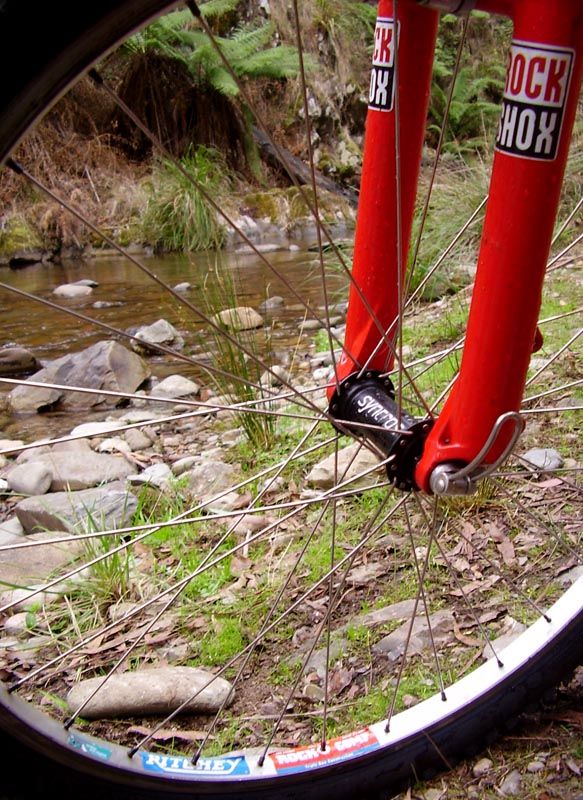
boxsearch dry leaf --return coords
[453,619,482,647]
[496,536,516,566]
[328,666,354,696]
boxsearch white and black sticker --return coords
[496,40,574,160]
[368,17,397,111]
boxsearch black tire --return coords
[0,3,581,799]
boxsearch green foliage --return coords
[128,10,307,97]
[142,145,229,251]
[199,260,278,449]
[429,12,508,153]
[199,617,245,665]
[407,158,490,299]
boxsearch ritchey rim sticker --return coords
[141,752,251,777]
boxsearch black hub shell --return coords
[329,371,433,491]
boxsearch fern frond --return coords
[198,0,240,19]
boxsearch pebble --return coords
[499,769,522,796]
[127,462,173,488]
[171,455,199,476]
[472,757,493,778]
[97,437,132,454]
[521,446,563,471]
[527,760,545,773]
[124,427,155,451]
[6,462,53,496]
[3,612,30,636]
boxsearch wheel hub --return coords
[328,371,433,491]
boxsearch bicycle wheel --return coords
[0,2,581,799]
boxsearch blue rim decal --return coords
[141,752,250,777]
[67,733,112,761]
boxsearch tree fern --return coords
[198,0,240,20]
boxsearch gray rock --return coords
[473,757,493,778]
[211,306,263,332]
[306,442,383,490]
[0,530,83,586]
[183,461,238,502]
[300,319,322,331]
[173,282,191,293]
[260,365,289,387]
[124,427,156,451]
[170,456,198,476]
[259,296,285,312]
[92,301,123,309]
[482,618,526,661]
[73,279,99,288]
[127,463,173,488]
[131,319,185,353]
[521,447,564,471]
[14,482,138,534]
[6,461,53,496]
[69,421,121,438]
[0,439,25,455]
[151,374,200,400]
[0,587,50,612]
[97,437,132,454]
[373,609,455,660]
[66,666,234,719]
[8,340,150,412]
[313,366,332,381]
[499,769,522,796]
[2,612,30,636]
[6,439,137,492]
[558,565,583,587]
[0,516,24,539]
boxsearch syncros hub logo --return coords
[368,17,397,111]
[496,40,574,160]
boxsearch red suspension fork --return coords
[416,0,583,491]
[332,0,439,386]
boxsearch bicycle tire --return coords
[0,2,581,799]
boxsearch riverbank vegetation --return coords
[0,2,546,271]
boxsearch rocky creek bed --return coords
[0,249,581,800]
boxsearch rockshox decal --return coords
[496,40,574,160]
[268,728,380,774]
[368,17,397,111]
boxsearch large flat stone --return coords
[7,439,137,491]
[66,666,233,719]
[14,482,138,533]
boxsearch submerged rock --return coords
[0,346,41,377]
[211,306,263,332]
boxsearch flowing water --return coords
[0,239,350,442]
